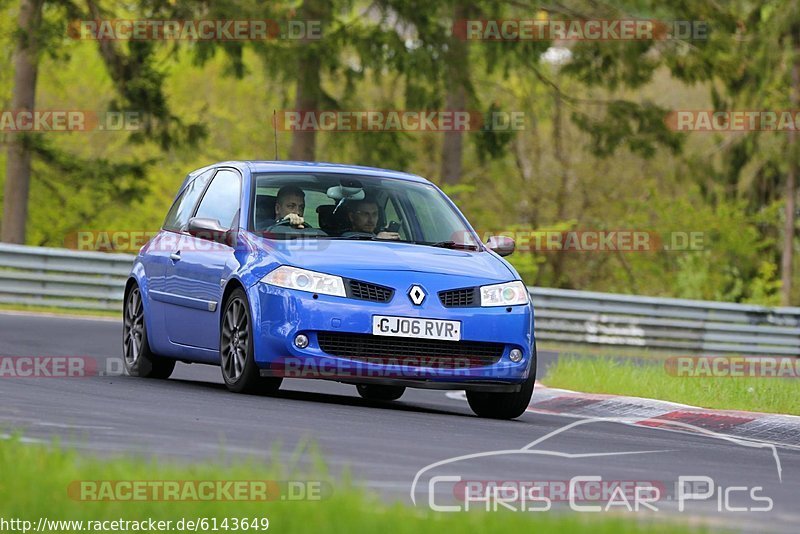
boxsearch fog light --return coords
[294,334,309,349]
[509,349,523,363]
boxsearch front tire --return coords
[123,285,175,379]
[466,374,535,419]
[356,384,405,401]
[220,288,282,395]
[466,349,536,419]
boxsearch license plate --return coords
[372,316,461,341]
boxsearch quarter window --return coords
[194,169,242,230]
[163,169,214,232]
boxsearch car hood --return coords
[250,237,514,281]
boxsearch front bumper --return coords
[247,275,535,388]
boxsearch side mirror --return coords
[486,235,515,257]
[187,217,230,244]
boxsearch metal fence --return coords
[0,243,132,311]
[1,243,798,356]
[533,287,800,356]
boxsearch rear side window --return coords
[163,169,215,232]
[194,169,242,230]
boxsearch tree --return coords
[2,0,44,243]
[439,1,471,184]
[289,0,331,160]
[656,0,800,304]
[1,0,205,244]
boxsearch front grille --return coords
[348,280,394,302]
[317,332,504,368]
[439,287,478,308]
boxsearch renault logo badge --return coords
[408,285,426,305]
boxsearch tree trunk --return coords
[781,48,800,305]
[289,53,322,161]
[440,2,470,185]
[2,0,44,244]
[550,89,571,287]
[288,0,329,161]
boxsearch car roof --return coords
[214,161,433,184]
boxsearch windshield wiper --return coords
[334,234,381,241]
[416,240,480,251]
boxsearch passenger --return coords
[347,198,400,240]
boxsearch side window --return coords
[194,169,242,230]
[163,169,214,232]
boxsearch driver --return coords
[347,198,400,240]
[267,185,307,229]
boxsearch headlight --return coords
[262,266,346,297]
[480,280,529,307]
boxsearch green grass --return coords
[544,357,799,416]
[0,303,119,319]
[538,342,680,361]
[0,437,704,533]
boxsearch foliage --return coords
[0,0,795,305]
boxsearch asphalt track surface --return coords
[1,312,799,532]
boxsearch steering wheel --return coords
[273,217,307,228]
[272,218,292,227]
[341,231,375,238]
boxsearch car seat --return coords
[254,195,277,231]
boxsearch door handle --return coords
[169,252,181,262]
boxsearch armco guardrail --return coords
[0,243,133,311]
[1,243,798,355]
[533,287,800,356]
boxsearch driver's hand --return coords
[282,213,305,227]
[376,231,400,240]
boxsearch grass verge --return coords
[0,303,119,319]
[0,437,703,533]
[544,357,799,416]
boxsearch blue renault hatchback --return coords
[124,161,536,419]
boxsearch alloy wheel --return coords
[123,288,144,367]
[221,297,249,382]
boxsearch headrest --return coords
[317,204,349,234]
[255,195,277,231]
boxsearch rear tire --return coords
[466,347,536,419]
[123,285,175,379]
[356,384,405,401]
[220,288,282,395]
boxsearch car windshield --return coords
[250,172,480,249]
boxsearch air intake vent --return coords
[317,332,504,368]
[348,280,394,303]
[439,287,478,308]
